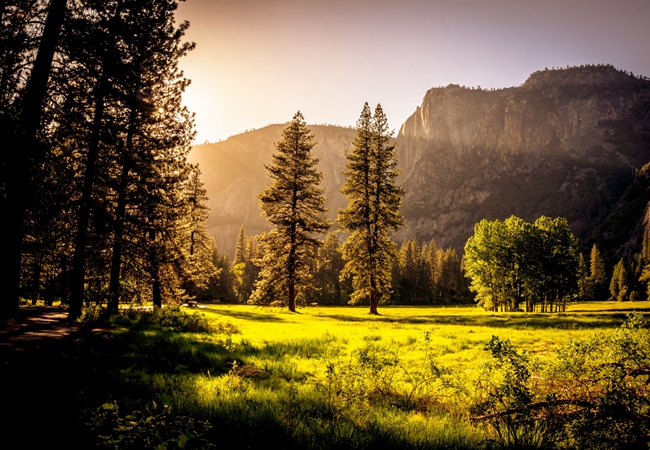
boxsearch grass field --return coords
[5,301,650,449]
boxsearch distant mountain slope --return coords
[188,124,356,257]
[191,65,650,264]
[395,65,650,256]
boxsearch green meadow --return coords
[6,302,650,449]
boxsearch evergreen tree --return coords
[609,259,629,302]
[339,103,403,314]
[590,244,607,300]
[233,224,247,266]
[250,112,331,312]
[577,253,593,301]
[0,0,68,319]
[312,232,348,305]
[197,240,236,303]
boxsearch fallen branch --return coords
[471,399,595,421]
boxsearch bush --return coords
[110,306,239,334]
[471,313,650,449]
[89,401,214,449]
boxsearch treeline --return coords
[578,237,650,303]
[463,215,650,312]
[197,226,472,306]
[0,1,214,320]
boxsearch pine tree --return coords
[339,103,403,314]
[250,112,331,312]
[0,0,68,319]
[233,225,247,266]
[312,232,347,305]
[577,253,593,301]
[590,244,607,300]
[609,258,629,302]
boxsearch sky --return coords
[175,0,650,144]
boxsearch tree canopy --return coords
[464,216,579,312]
[338,103,403,314]
[250,112,331,312]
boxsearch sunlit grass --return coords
[11,301,648,448]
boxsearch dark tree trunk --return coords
[288,280,296,312]
[0,0,67,320]
[68,0,124,320]
[149,230,162,308]
[107,158,130,316]
[107,102,136,316]
[369,274,379,315]
[68,81,107,320]
[152,278,162,308]
[59,256,69,305]
[30,256,42,305]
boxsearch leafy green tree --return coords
[250,112,331,312]
[533,216,580,312]
[339,103,403,314]
[637,233,650,300]
[464,215,579,312]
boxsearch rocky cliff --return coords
[395,65,650,254]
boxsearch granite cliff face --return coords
[190,66,650,260]
[395,65,650,253]
[188,124,356,257]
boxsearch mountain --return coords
[190,65,650,263]
[188,124,356,257]
[394,65,650,258]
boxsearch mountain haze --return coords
[190,65,650,261]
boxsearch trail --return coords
[0,306,84,349]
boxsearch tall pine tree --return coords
[250,112,331,312]
[339,103,403,314]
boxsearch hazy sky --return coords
[175,0,650,144]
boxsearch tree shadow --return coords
[214,309,288,322]
[316,311,646,330]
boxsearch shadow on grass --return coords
[318,312,647,330]
[212,309,289,322]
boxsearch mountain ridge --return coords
[189,65,650,263]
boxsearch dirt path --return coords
[0,306,84,349]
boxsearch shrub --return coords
[89,401,214,449]
[471,313,650,449]
[110,306,238,334]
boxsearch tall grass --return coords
[6,303,649,448]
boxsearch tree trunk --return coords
[152,277,162,308]
[31,257,42,305]
[68,82,107,320]
[369,273,379,314]
[107,159,130,316]
[0,0,67,320]
[149,230,162,308]
[288,280,296,312]
[107,103,136,316]
[68,0,124,320]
